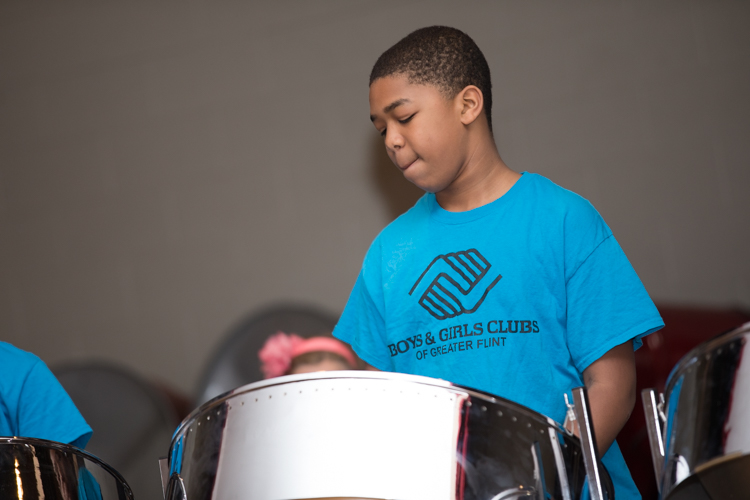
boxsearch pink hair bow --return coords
[258,332,357,379]
[258,332,304,379]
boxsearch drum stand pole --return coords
[641,388,665,494]
[572,387,605,500]
[159,456,169,498]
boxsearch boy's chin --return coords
[404,178,436,193]
[402,172,440,194]
[405,178,447,195]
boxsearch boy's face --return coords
[369,75,469,193]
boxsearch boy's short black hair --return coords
[370,26,493,130]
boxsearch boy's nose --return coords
[385,129,404,151]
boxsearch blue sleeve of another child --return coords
[566,234,664,373]
[333,240,393,371]
[19,360,93,448]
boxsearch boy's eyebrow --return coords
[370,98,411,121]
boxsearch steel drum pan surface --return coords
[645,321,750,500]
[166,371,591,500]
[0,437,134,500]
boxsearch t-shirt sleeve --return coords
[566,233,664,373]
[333,239,393,371]
[18,360,93,448]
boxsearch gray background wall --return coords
[1,0,748,396]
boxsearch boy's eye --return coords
[398,113,416,124]
[380,128,386,137]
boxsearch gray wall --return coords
[1,1,749,395]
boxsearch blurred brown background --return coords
[1,1,748,398]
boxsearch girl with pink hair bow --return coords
[258,332,358,379]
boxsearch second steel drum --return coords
[164,371,596,500]
[643,321,750,499]
[0,437,134,500]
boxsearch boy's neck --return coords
[434,140,521,213]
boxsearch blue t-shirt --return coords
[0,342,92,448]
[334,172,664,499]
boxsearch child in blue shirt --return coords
[0,341,92,448]
[333,26,663,499]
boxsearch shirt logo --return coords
[409,249,502,320]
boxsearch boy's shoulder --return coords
[375,192,432,239]
[521,172,598,210]
[0,342,42,395]
[0,342,40,370]
[511,173,610,239]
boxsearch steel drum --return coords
[643,321,750,499]
[0,437,134,500]
[164,371,606,500]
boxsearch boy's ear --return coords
[457,85,484,126]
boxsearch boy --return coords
[333,26,663,499]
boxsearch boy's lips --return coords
[398,157,419,171]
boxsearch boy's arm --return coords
[581,340,637,455]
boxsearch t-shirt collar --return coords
[427,172,530,224]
